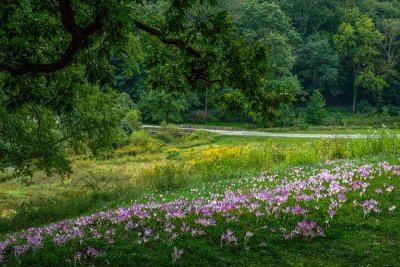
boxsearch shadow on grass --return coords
[0,187,145,236]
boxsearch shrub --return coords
[276,103,296,127]
[187,130,217,141]
[130,130,150,147]
[165,148,181,160]
[125,109,142,131]
[357,100,376,114]
[295,119,309,130]
[305,91,326,125]
[386,105,400,116]
[156,122,180,143]
[140,163,188,192]
[206,114,219,123]
[326,113,344,126]
[14,175,33,186]
[315,138,348,159]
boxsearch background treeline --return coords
[1,0,400,175]
[119,0,400,126]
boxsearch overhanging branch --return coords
[0,0,101,75]
[133,19,202,58]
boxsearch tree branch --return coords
[133,19,202,58]
[0,0,101,75]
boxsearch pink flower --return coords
[86,247,99,257]
[362,199,381,217]
[386,186,394,193]
[375,188,383,194]
[221,229,238,245]
[144,227,152,236]
[74,251,82,262]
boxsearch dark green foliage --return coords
[276,103,296,127]
[139,90,198,123]
[357,100,376,115]
[296,34,340,95]
[305,91,326,125]
[0,67,130,175]
[0,0,270,174]
[2,0,400,175]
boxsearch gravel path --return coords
[200,129,369,138]
[143,125,370,139]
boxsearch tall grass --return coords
[138,128,400,191]
[1,128,399,235]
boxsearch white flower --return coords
[388,205,396,212]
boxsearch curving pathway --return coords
[143,125,371,139]
[201,129,369,139]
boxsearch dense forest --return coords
[118,0,400,124]
[1,0,400,174]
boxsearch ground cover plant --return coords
[0,159,399,266]
[1,128,399,234]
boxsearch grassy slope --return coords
[2,158,399,266]
[1,131,400,266]
[0,135,313,235]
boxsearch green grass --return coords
[1,157,399,266]
[1,129,399,234]
[214,136,316,146]
[1,129,400,265]
[188,121,256,129]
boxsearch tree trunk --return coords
[204,88,208,115]
[313,64,317,90]
[352,65,358,114]
[352,79,357,114]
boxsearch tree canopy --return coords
[0,0,269,175]
[1,0,400,175]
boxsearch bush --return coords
[125,109,142,131]
[386,105,400,116]
[130,130,150,147]
[357,100,376,114]
[156,122,180,143]
[187,130,217,141]
[206,115,219,123]
[305,91,326,125]
[276,103,296,127]
[326,112,344,126]
[189,111,207,123]
[294,119,309,130]
[14,175,33,186]
[140,163,188,192]
[165,148,181,160]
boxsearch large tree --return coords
[296,33,340,95]
[334,8,385,113]
[0,0,270,174]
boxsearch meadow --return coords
[2,0,400,266]
[0,127,399,266]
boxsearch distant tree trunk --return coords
[313,64,317,90]
[352,67,358,114]
[204,87,209,115]
[352,78,357,114]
